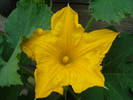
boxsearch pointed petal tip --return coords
[67,3,70,7]
[65,3,73,11]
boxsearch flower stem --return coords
[64,86,68,100]
[63,86,81,100]
[85,16,95,32]
[69,87,81,100]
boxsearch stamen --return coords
[62,56,69,64]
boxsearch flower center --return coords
[62,56,69,64]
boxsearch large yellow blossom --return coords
[22,6,118,98]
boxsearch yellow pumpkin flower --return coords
[22,6,118,98]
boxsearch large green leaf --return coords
[4,0,52,48]
[0,34,6,69]
[0,34,14,61]
[77,87,124,100]
[90,0,133,23]
[0,0,52,86]
[0,34,22,86]
[77,87,105,100]
[0,41,22,86]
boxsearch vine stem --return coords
[64,86,68,100]
[85,16,95,32]
[63,86,81,100]
[69,88,81,100]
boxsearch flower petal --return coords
[22,28,47,60]
[51,6,84,51]
[64,29,118,93]
[22,29,58,61]
[75,29,118,65]
[61,59,105,93]
[34,63,64,98]
[51,6,83,32]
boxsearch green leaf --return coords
[0,0,52,86]
[102,33,133,100]
[4,0,52,48]
[0,34,12,68]
[77,87,105,100]
[0,34,14,61]
[77,86,124,100]
[0,34,22,86]
[0,40,23,86]
[0,34,4,57]
[90,0,133,23]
